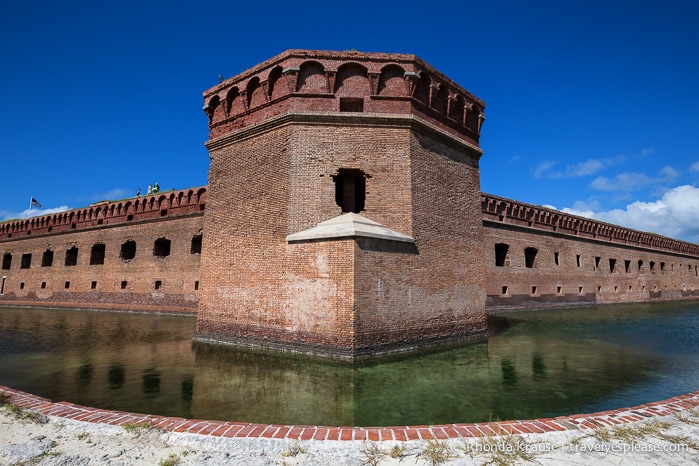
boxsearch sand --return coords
[1,404,698,465]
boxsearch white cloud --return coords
[564,185,699,243]
[690,161,699,172]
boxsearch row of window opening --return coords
[501,283,694,295]
[1,235,202,270]
[494,244,698,276]
[12,280,200,291]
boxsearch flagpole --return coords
[28,197,32,218]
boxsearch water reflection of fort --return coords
[0,306,667,425]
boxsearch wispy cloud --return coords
[533,160,558,178]
[690,161,699,172]
[1,206,71,222]
[589,165,679,192]
[533,156,624,179]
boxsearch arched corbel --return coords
[282,67,300,93]
[325,70,337,94]
[403,71,420,96]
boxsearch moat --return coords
[1,302,698,427]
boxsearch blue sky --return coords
[2,1,698,242]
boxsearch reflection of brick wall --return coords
[0,197,204,313]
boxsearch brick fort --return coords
[2,50,698,360]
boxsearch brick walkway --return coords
[2,385,698,442]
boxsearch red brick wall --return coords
[0,211,204,313]
[483,218,699,310]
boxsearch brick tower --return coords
[195,50,487,360]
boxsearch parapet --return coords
[482,193,699,257]
[202,50,485,146]
[0,187,207,241]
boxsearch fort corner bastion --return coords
[195,50,489,359]
[2,49,699,361]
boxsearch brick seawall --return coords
[2,385,698,442]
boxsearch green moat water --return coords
[1,302,698,426]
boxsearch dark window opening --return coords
[90,243,106,265]
[579,286,584,294]
[494,243,509,267]
[120,240,136,261]
[597,285,602,293]
[340,97,364,112]
[20,282,25,290]
[501,286,508,295]
[160,209,167,217]
[91,281,97,290]
[554,252,559,266]
[190,234,203,254]
[127,214,134,221]
[154,280,162,290]
[594,256,601,271]
[64,281,70,289]
[333,169,366,213]
[71,223,76,229]
[576,254,581,267]
[625,260,631,273]
[194,281,199,291]
[2,253,12,270]
[649,261,655,273]
[20,254,32,269]
[524,247,538,268]
[97,219,103,225]
[531,286,538,294]
[42,250,54,267]
[609,258,617,273]
[41,281,46,289]
[557,286,562,294]
[661,262,666,272]
[199,204,205,211]
[65,247,78,266]
[638,260,645,273]
[121,281,128,290]
[153,238,171,258]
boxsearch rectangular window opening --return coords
[41,281,46,289]
[556,286,562,294]
[64,281,70,289]
[579,286,584,294]
[339,97,364,112]
[121,280,128,290]
[625,260,631,273]
[576,254,581,267]
[154,280,162,290]
[91,281,97,290]
[531,286,538,295]
[494,243,509,267]
[501,285,508,295]
[20,253,32,269]
[609,258,617,273]
[554,252,559,266]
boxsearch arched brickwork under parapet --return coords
[0,187,207,241]
[202,50,486,147]
[481,193,699,257]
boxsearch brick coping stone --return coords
[2,385,698,442]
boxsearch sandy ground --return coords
[1,405,698,465]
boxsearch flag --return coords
[30,198,41,208]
